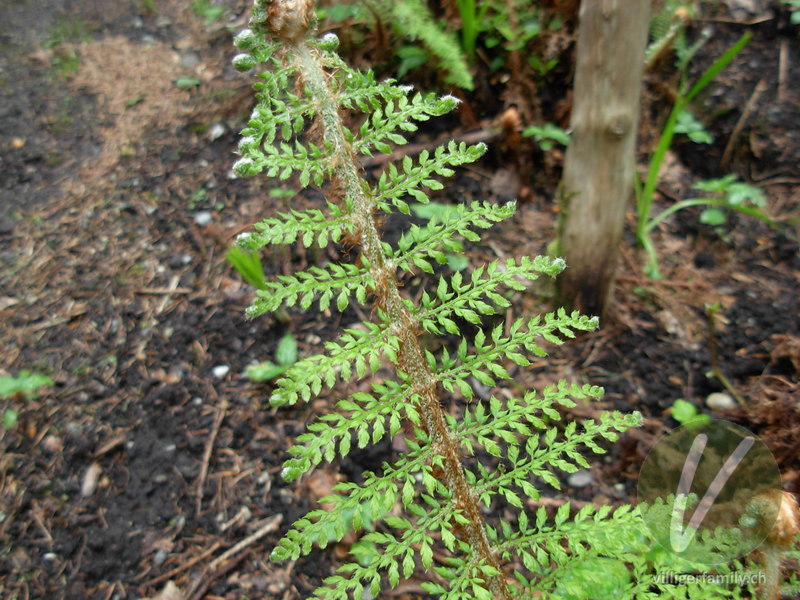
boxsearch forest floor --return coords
[0,0,798,599]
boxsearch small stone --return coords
[268,582,287,594]
[65,422,83,439]
[81,463,102,497]
[208,122,226,141]
[361,589,375,600]
[567,470,594,488]
[41,435,63,454]
[168,253,192,268]
[153,549,168,566]
[194,211,212,226]
[212,365,230,379]
[181,52,200,69]
[706,392,736,411]
[655,309,683,337]
[148,581,183,600]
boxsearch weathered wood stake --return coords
[555,0,650,321]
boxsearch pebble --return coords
[194,211,212,226]
[181,52,200,69]
[706,392,736,411]
[65,421,84,439]
[208,122,226,141]
[212,365,230,379]
[153,549,168,567]
[81,463,102,498]
[168,253,192,268]
[567,470,594,488]
[41,435,63,454]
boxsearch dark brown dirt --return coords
[1,1,798,599]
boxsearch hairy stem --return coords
[286,36,512,600]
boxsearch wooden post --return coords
[555,0,650,321]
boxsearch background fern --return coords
[318,0,473,89]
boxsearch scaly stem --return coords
[287,37,512,600]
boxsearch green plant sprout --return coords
[455,1,558,75]
[669,399,710,428]
[226,242,291,323]
[673,109,713,145]
[245,333,299,381]
[192,0,226,25]
[270,186,297,198]
[1,371,53,430]
[642,175,789,256]
[226,245,268,290]
[522,123,570,151]
[174,76,202,90]
[635,32,751,279]
[483,2,550,54]
[691,175,769,229]
[454,0,491,60]
[783,0,800,25]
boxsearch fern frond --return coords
[245,262,374,318]
[236,204,351,250]
[374,143,487,213]
[283,379,414,473]
[228,3,664,599]
[270,321,399,408]
[414,255,566,335]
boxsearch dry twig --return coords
[143,543,222,588]
[721,79,767,170]
[184,514,284,600]
[208,514,283,572]
[778,38,789,102]
[195,395,228,518]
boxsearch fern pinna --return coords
[231,1,641,598]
